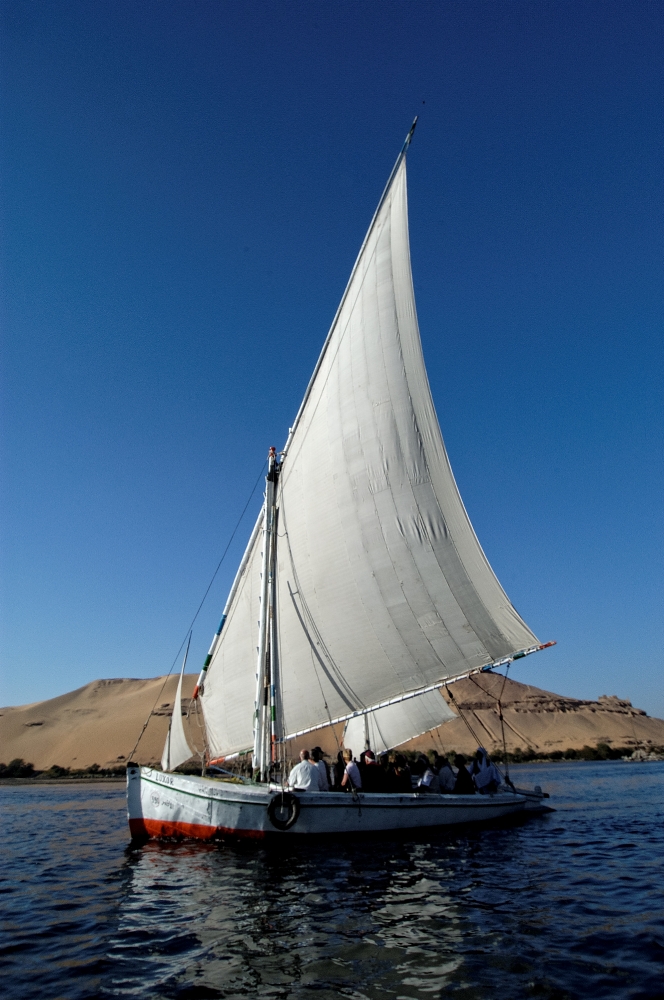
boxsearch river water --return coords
[2,761,663,1000]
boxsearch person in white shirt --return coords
[310,747,330,791]
[340,748,362,791]
[288,749,323,791]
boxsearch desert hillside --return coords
[0,674,202,771]
[407,673,664,756]
[1,671,663,770]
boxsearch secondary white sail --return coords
[343,689,457,756]
[161,655,194,772]
[202,148,538,760]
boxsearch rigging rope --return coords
[468,671,539,754]
[127,461,267,763]
[279,499,363,711]
[275,487,343,766]
[467,671,511,765]
[445,683,485,748]
[498,664,511,782]
[465,666,513,783]
[446,674,517,789]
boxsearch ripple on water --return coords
[1,763,663,1000]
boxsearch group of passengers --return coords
[287,745,503,795]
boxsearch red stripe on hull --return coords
[129,818,267,841]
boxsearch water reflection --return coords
[110,837,473,998]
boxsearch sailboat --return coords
[127,121,554,840]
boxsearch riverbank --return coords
[3,672,664,771]
[0,777,126,785]
[2,739,662,787]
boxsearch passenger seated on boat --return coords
[359,749,384,792]
[389,753,413,793]
[378,752,391,791]
[383,757,397,792]
[332,750,345,790]
[288,749,324,791]
[417,756,441,794]
[471,747,502,795]
[452,754,476,795]
[341,748,362,791]
[434,754,456,793]
[410,755,426,779]
[310,747,330,791]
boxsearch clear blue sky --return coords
[1,1,662,718]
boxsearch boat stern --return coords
[512,784,553,813]
[126,765,220,841]
[126,765,273,840]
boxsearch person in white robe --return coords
[471,747,502,794]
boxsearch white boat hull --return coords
[127,766,548,840]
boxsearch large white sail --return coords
[161,660,194,772]
[202,152,538,759]
[343,689,457,756]
[200,526,264,756]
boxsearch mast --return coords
[268,506,280,767]
[252,447,279,780]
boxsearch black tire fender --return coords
[267,791,300,831]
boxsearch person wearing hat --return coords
[310,746,330,791]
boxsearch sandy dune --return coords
[0,675,203,770]
[1,672,662,770]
